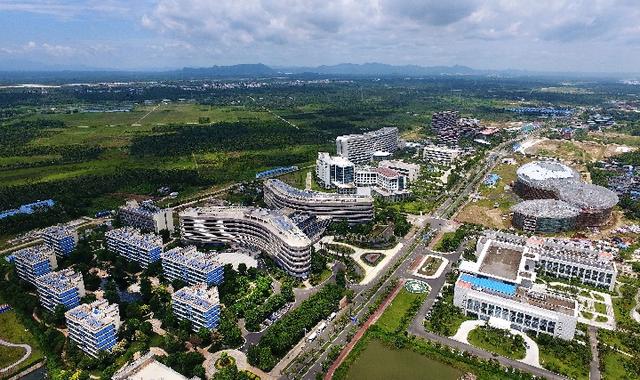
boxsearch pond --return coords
[346,340,463,380]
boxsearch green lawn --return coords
[0,310,44,374]
[376,288,426,334]
[467,326,526,360]
[600,349,639,380]
[532,333,590,380]
[0,344,27,370]
[594,302,607,314]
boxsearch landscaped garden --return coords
[360,252,384,266]
[529,332,590,380]
[417,256,443,277]
[467,326,526,360]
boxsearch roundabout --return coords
[405,279,430,294]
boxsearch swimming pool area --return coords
[459,274,517,296]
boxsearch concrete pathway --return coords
[588,326,601,380]
[316,236,403,285]
[451,320,485,344]
[0,338,31,375]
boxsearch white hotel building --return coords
[423,144,462,165]
[65,300,121,358]
[105,227,163,269]
[336,127,399,164]
[180,207,313,278]
[454,234,578,340]
[162,246,225,287]
[35,269,86,312]
[315,152,355,189]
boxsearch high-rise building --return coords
[65,300,120,358]
[431,111,460,145]
[315,152,355,189]
[180,207,312,277]
[105,227,162,269]
[336,127,399,164]
[119,200,174,233]
[172,284,221,331]
[162,246,224,286]
[41,226,78,257]
[35,269,85,312]
[13,245,58,285]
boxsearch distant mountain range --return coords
[0,61,634,83]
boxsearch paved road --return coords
[588,326,601,380]
[0,338,32,375]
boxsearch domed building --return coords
[512,160,618,230]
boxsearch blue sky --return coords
[1,0,639,72]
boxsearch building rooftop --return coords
[41,225,76,239]
[35,269,82,293]
[557,182,619,210]
[173,284,220,312]
[265,179,373,204]
[65,300,119,332]
[112,352,189,380]
[162,246,222,272]
[336,127,398,142]
[374,167,401,178]
[14,245,55,264]
[478,243,525,281]
[511,199,581,219]
[106,227,162,251]
[517,161,580,183]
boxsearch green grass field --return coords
[376,288,426,334]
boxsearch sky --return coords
[0,0,639,73]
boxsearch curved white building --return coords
[179,207,312,278]
[263,179,374,224]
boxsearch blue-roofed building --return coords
[171,284,221,331]
[65,300,120,358]
[35,269,86,312]
[162,246,224,286]
[105,227,162,269]
[0,199,55,220]
[13,245,58,285]
[483,173,501,187]
[42,226,78,257]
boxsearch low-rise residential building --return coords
[172,284,221,331]
[105,227,162,269]
[423,144,462,165]
[119,200,174,233]
[112,352,193,380]
[35,269,85,312]
[41,226,78,257]
[315,152,355,189]
[162,246,224,286]
[13,245,58,285]
[65,300,121,358]
[378,160,421,182]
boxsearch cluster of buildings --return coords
[430,111,482,146]
[598,161,640,201]
[511,161,619,233]
[454,230,618,341]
